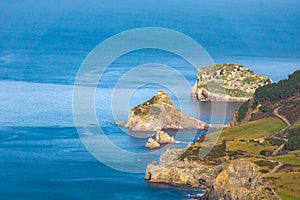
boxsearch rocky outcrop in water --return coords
[145,130,175,149]
[191,64,272,102]
[155,130,175,144]
[145,138,160,149]
[126,90,208,131]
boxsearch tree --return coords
[260,150,266,156]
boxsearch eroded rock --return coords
[145,138,160,149]
[145,148,274,200]
[155,130,175,144]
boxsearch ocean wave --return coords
[175,141,193,144]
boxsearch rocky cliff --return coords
[145,148,274,200]
[145,148,219,187]
[125,90,208,131]
[191,64,272,102]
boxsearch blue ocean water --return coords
[1,1,300,199]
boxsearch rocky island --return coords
[145,130,176,149]
[125,90,208,131]
[191,64,272,102]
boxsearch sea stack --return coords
[125,90,208,131]
[145,138,160,149]
[155,130,175,144]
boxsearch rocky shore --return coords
[145,148,273,200]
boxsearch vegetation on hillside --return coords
[285,127,300,151]
[279,99,300,124]
[237,100,249,122]
[235,70,300,124]
[196,63,272,98]
[255,70,300,103]
[131,90,172,118]
[263,165,300,200]
[254,70,300,115]
[273,150,300,165]
[179,118,285,162]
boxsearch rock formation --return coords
[145,130,176,149]
[202,159,264,200]
[145,148,218,187]
[155,130,175,144]
[145,148,274,199]
[191,64,272,102]
[145,138,160,149]
[126,90,208,131]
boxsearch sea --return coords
[1,1,300,199]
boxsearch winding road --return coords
[258,161,284,200]
[258,105,291,200]
[273,106,291,127]
[271,106,290,156]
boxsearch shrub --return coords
[254,160,277,169]
[133,108,142,115]
[260,150,267,156]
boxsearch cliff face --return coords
[145,149,272,200]
[145,148,219,187]
[191,64,272,102]
[125,90,208,131]
[202,159,266,200]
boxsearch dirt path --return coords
[272,144,285,156]
[257,105,292,200]
[271,106,291,156]
[258,161,284,200]
[273,106,291,127]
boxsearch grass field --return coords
[263,165,300,200]
[226,141,277,156]
[216,117,286,141]
[273,150,300,165]
[180,117,286,160]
